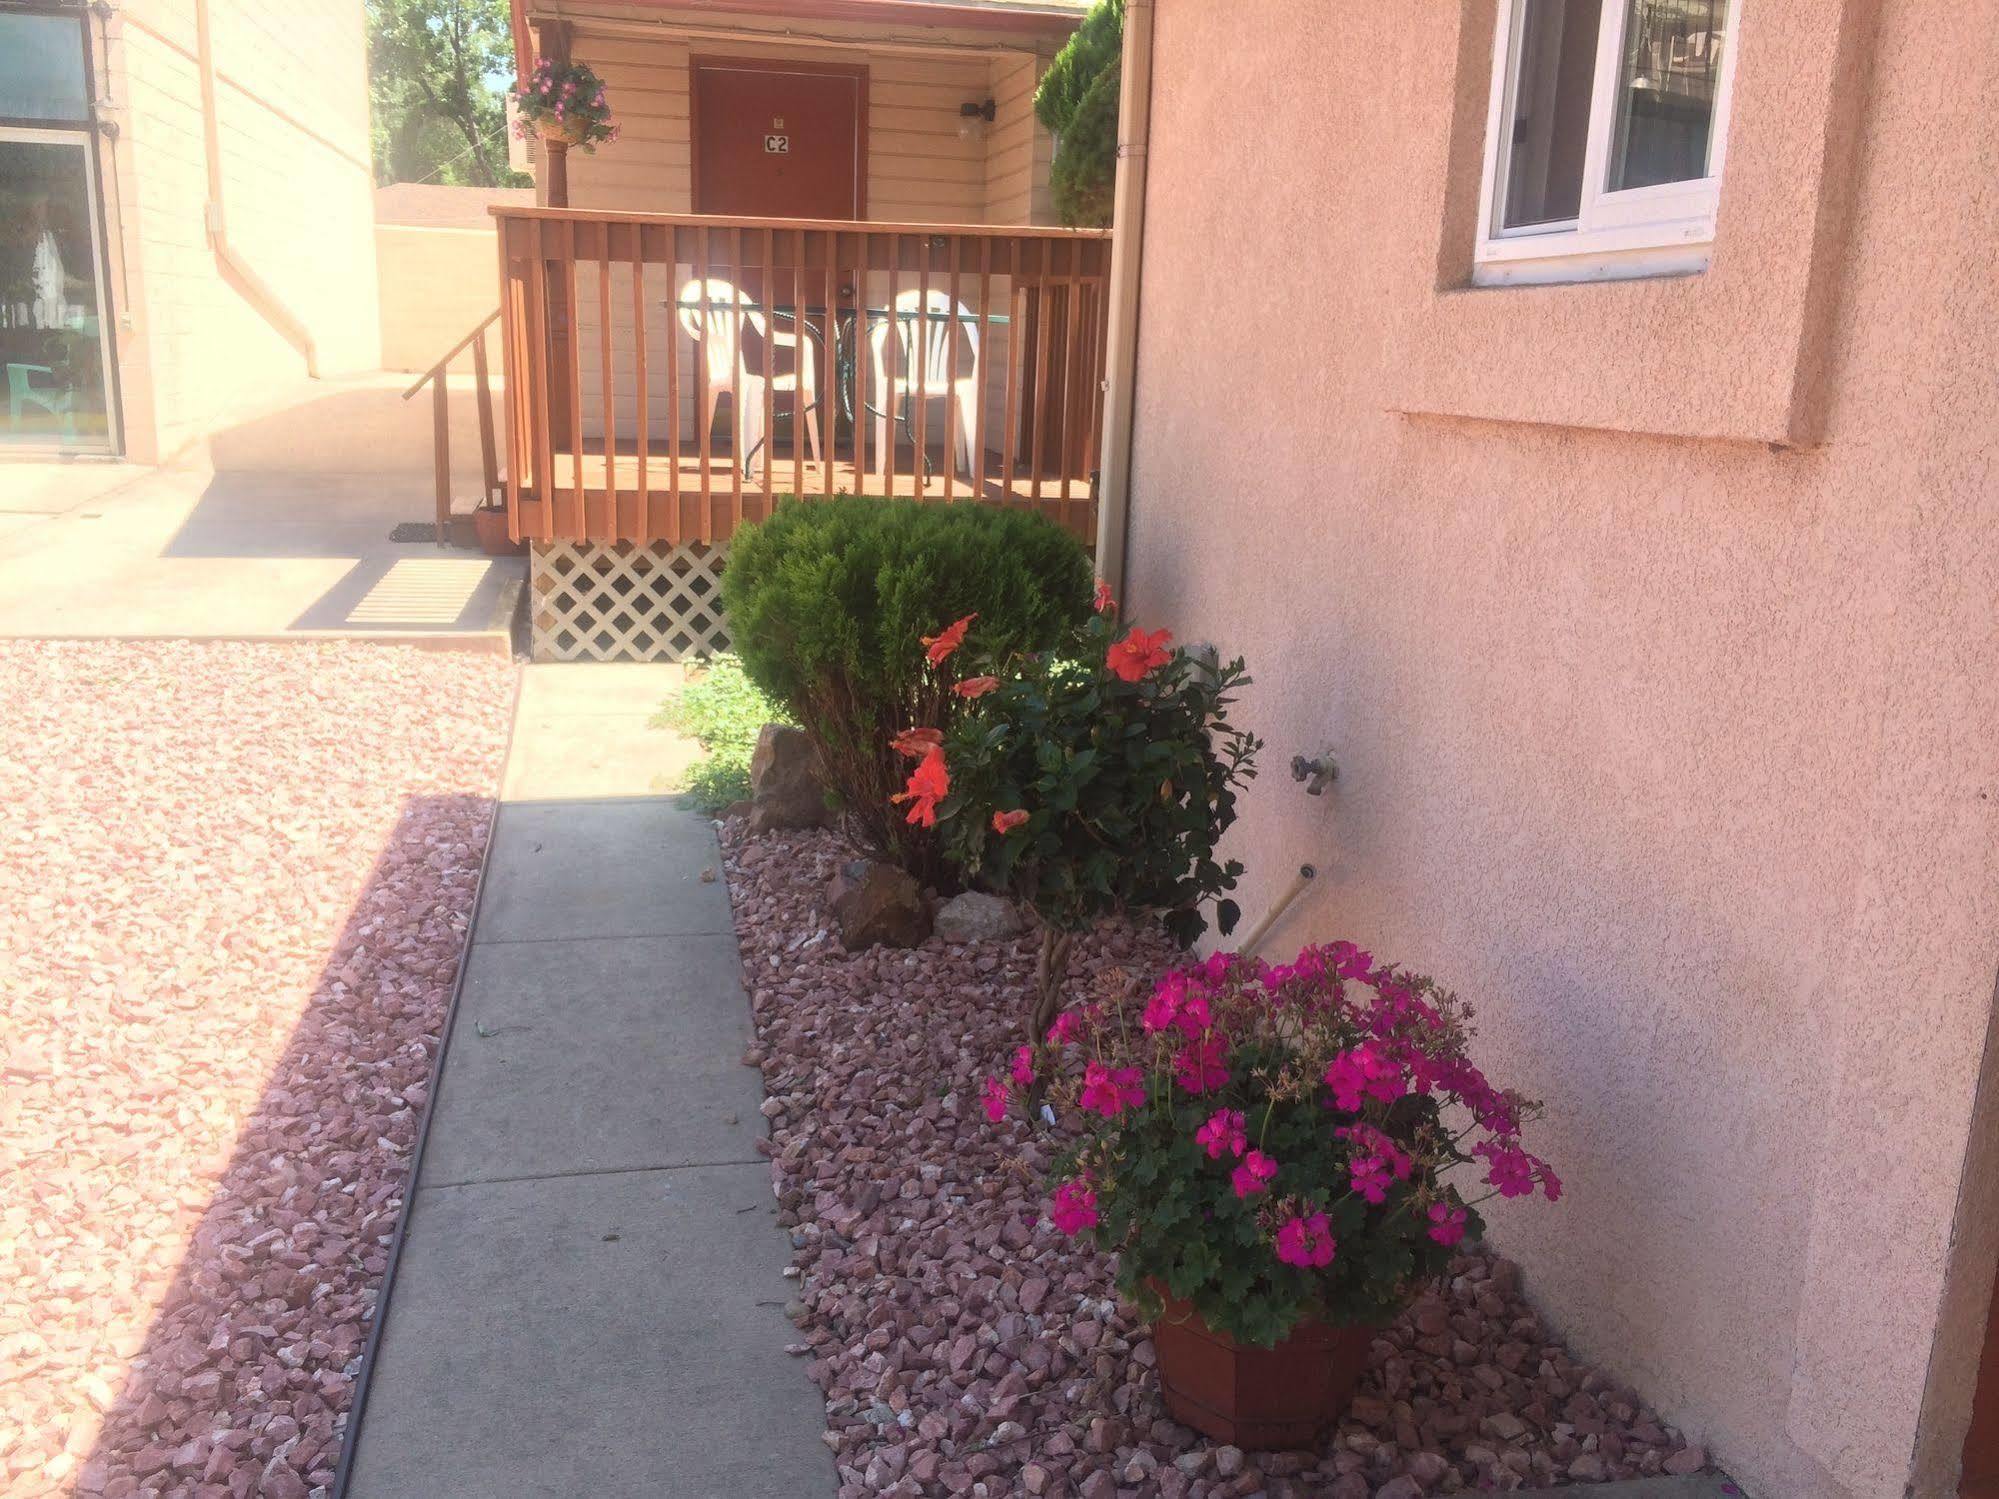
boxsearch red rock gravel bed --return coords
[0,642,513,1499]
[723,824,1713,1498]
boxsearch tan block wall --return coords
[1124,5,1999,1499]
[100,0,379,461]
[376,226,503,374]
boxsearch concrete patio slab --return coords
[472,799,733,943]
[0,375,522,645]
[343,1165,829,1499]
[0,458,147,516]
[417,933,765,1188]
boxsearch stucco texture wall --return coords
[105,0,380,460]
[1123,4,1999,1498]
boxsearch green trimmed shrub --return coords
[722,496,1092,879]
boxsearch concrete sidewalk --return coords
[343,665,832,1498]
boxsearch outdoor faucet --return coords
[1290,752,1337,796]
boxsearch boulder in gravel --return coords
[748,724,831,832]
[828,859,932,949]
[934,891,1023,944]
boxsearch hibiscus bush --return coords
[986,946,1561,1347]
[896,585,1259,1040]
[724,497,1091,881]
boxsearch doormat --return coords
[389,522,438,543]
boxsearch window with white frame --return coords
[1475,0,1738,286]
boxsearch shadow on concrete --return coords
[164,380,499,562]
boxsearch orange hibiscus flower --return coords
[991,809,1029,834]
[1106,625,1173,683]
[921,613,977,666]
[953,675,1000,700]
[890,743,950,827]
[890,726,944,759]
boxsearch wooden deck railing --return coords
[492,206,1113,546]
[403,309,502,545]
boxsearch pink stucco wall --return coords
[1123,4,1999,1497]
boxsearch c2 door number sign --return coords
[764,133,789,154]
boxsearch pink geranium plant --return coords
[985,944,1560,1346]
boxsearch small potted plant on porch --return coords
[984,945,1562,1448]
[510,59,619,150]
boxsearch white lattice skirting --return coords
[529,542,730,662]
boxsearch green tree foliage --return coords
[1034,0,1122,227]
[367,0,526,187]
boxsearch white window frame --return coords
[1473,0,1741,287]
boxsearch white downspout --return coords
[1092,0,1154,602]
[194,0,319,377]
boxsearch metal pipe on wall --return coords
[1092,0,1153,603]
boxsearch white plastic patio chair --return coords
[676,276,823,479]
[866,287,980,479]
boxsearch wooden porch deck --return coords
[517,446,1098,544]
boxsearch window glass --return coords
[1,136,114,451]
[1501,0,1606,230]
[0,13,90,123]
[1606,0,1730,191]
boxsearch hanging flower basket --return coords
[511,60,620,153]
[534,113,593,147]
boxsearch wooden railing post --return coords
[472,333,499,506]
[431,372,451,545]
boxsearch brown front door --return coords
[691,58,866,220]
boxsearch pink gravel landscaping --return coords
[724,823,1713,1499]
[0,641,513,1499]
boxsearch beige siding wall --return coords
[99,0,380,461]
[540,20,1061,453]
[984,52,1052,225]
[538,14,1061,226]
[1126,5,1999,1499]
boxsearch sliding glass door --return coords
[1,7,117,453]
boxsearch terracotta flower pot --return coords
[471,505,521,556]
[1147,1284,1378,1449]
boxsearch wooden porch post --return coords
[535,19,575,457]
